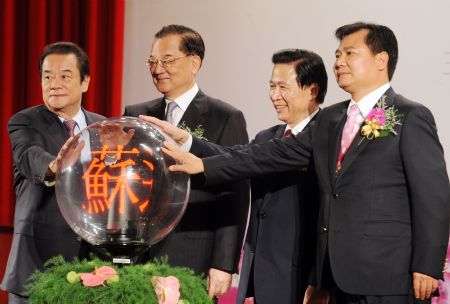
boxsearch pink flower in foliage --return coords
[80,266,117,287]
[151,276,181,304]
[432,239,450,304]
[433,272,450,304]
[367,108,386,125]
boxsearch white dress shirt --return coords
[165,83,199,126]
[58,109,92,163]
[346,82,391,128]
[284,108,320,136]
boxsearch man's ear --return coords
[191,55,202,75]
[308,83,319,101]
[375,51,389,72]
[81,75,90,93]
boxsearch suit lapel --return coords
[274,124,285,139]
[82,109,103,151]
[39,106,69,148]
[178,90,208,130]
[336,88,397,181]
[148,98,166,119]
[327,103,348,185]
[84,109,98,125]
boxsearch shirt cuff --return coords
[179,134,193,152]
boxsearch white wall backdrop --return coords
[122,0,450,170]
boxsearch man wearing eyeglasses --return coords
[124,24,250,299]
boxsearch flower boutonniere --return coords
[178,121,208,141]
[361,95,402,139]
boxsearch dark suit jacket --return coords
[123,89,250,275]
[1,105,105,295]
[191,122,319,303]
[201,88,450,295]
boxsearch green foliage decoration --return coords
[25,256,212,304]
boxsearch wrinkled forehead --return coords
[150,34,183,57]
[42,53,79,74]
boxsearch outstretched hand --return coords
[48,136,85,175]
[162,141,204,174]
[96,123,135,149]
[139,115,190,144]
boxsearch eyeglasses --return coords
[145,55,191,70]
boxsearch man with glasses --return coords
[142,49,329,304]
[124,24,250,300]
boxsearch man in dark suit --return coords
[1,42,105,304]
[142,48,329,304]
[161,22,450,303]
[234,49,323,304]
[123,24,250,299]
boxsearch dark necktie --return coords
[63,119,77,137]
[284,129,292,138]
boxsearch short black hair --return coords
[39,41,90,82]
[155,24,205,62]
[335,22,398,80]
[272,49,328,104]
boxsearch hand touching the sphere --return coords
[161,141,204,174]
[96,123,135,149]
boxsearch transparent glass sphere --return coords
[55,117,189,250]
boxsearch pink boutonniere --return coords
[361,95,402,139]
[151,275,181,304]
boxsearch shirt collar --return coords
[348,82,390,118]
[165,83,199,112]
[285,108,320,135]
[58,108,87,134]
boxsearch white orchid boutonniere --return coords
[361,95,402,139]
[178,121,207,141]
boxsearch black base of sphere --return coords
[92,242,148,265]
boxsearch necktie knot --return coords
[284,129,292,138]
[166,101,179,125]
[63,119,77,137]
[348,104,361,118]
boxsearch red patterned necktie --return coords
[63,119,77,137]
[284,129,292,138]
[336,104,363,172]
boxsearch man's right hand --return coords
[48,136,85,175]
[139,115,190,145]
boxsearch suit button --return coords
[259,212,267,219]
[321,227,328,232]
[333,193,340,199]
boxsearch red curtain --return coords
[0,0,125,227]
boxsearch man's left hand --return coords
[96,123,135,149]
[413,272,438,300]
[207,268,232,299]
